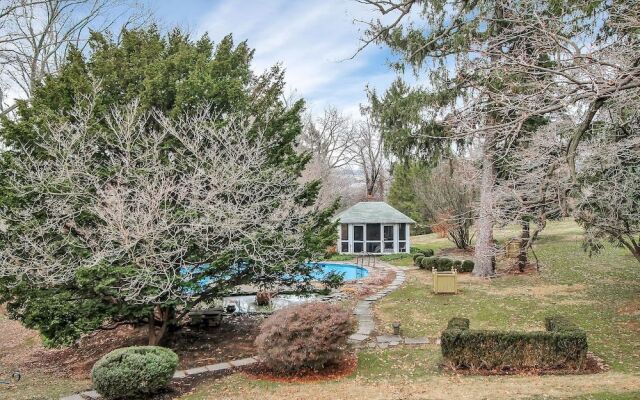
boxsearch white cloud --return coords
[195,0,395,117]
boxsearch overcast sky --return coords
[150,0,400,117]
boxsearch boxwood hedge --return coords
[416,256,474,272]
[441,316,588,370]
[413,249,435,267]
[91,346,179,399]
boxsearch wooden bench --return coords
[188,308,224,328]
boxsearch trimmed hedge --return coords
[91,346,179,399]
[412,249,435,267]
[420,256,438,269]
[416,256,474,272]
[441,316,588,370]
[461,260,474,273]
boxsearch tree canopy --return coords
[0,27,337,345]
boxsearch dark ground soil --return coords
[1,308,265,379]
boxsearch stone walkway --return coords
[348,263,405,345]
[61,262,414,399]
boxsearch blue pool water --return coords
[186,262,368,289]
[309,262,368,281]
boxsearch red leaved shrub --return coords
[254,302,356,373]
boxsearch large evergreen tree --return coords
[0,27,337,346]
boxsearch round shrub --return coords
[255,302,355,373]
[420,256,431,269]
[436,257,453,270]
[452,260,462,269]
[461,260,474,273]
[91,346,178,399]
[414,254,425,266]
[422,248,435,257]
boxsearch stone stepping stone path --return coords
[348,264,406,346]
[366,336,441,349]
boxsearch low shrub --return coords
[413,250,435,267]
[447,317,470,330]
[441,317,588,370]
[91,346,179,399]
[436,257,453,270]
[413,254,425,265]
[460,260,474,273]
[422,248,435,257]
[423,257,474,272]
[421,256,437,269]
[255,302,355,373]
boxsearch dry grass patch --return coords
[178,371,640,400]
[485,284,587,298]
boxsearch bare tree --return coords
[356,0,640,276]
[573,107,640,264]
[412,159,478,249]
[299,106,360,209]
[0,94,323,344]
[350,116,388,199]
[0,0,147,115]
[494,123,573,270]
[452,0,639,269]
[301,106,356,171]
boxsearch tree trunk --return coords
[518,221,530,272]
[473,131,496,277]
[620,237,640,264]
[147,306,174,346]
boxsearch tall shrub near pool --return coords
[255,302,356,373]
[91,346,178,399]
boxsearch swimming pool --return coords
[309,262,368,281]
[186,262,368,289]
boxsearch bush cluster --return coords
[255,302,356,373]
[441,316,588,370]
[412,249,434,265]
[91,346,179,399]
[415,256,474,272]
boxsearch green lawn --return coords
[378,220,640,374]
[179,219,640,399]
[5,219,638,399]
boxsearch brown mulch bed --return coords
[149,369,236,399]
[126,354,358,399]
[2,308,265,379]
[442,352,608,376]
[243,354,358,383]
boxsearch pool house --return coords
[334,202,415,254]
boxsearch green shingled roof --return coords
[334,202,416,224]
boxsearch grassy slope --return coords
[179,219,640,399]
